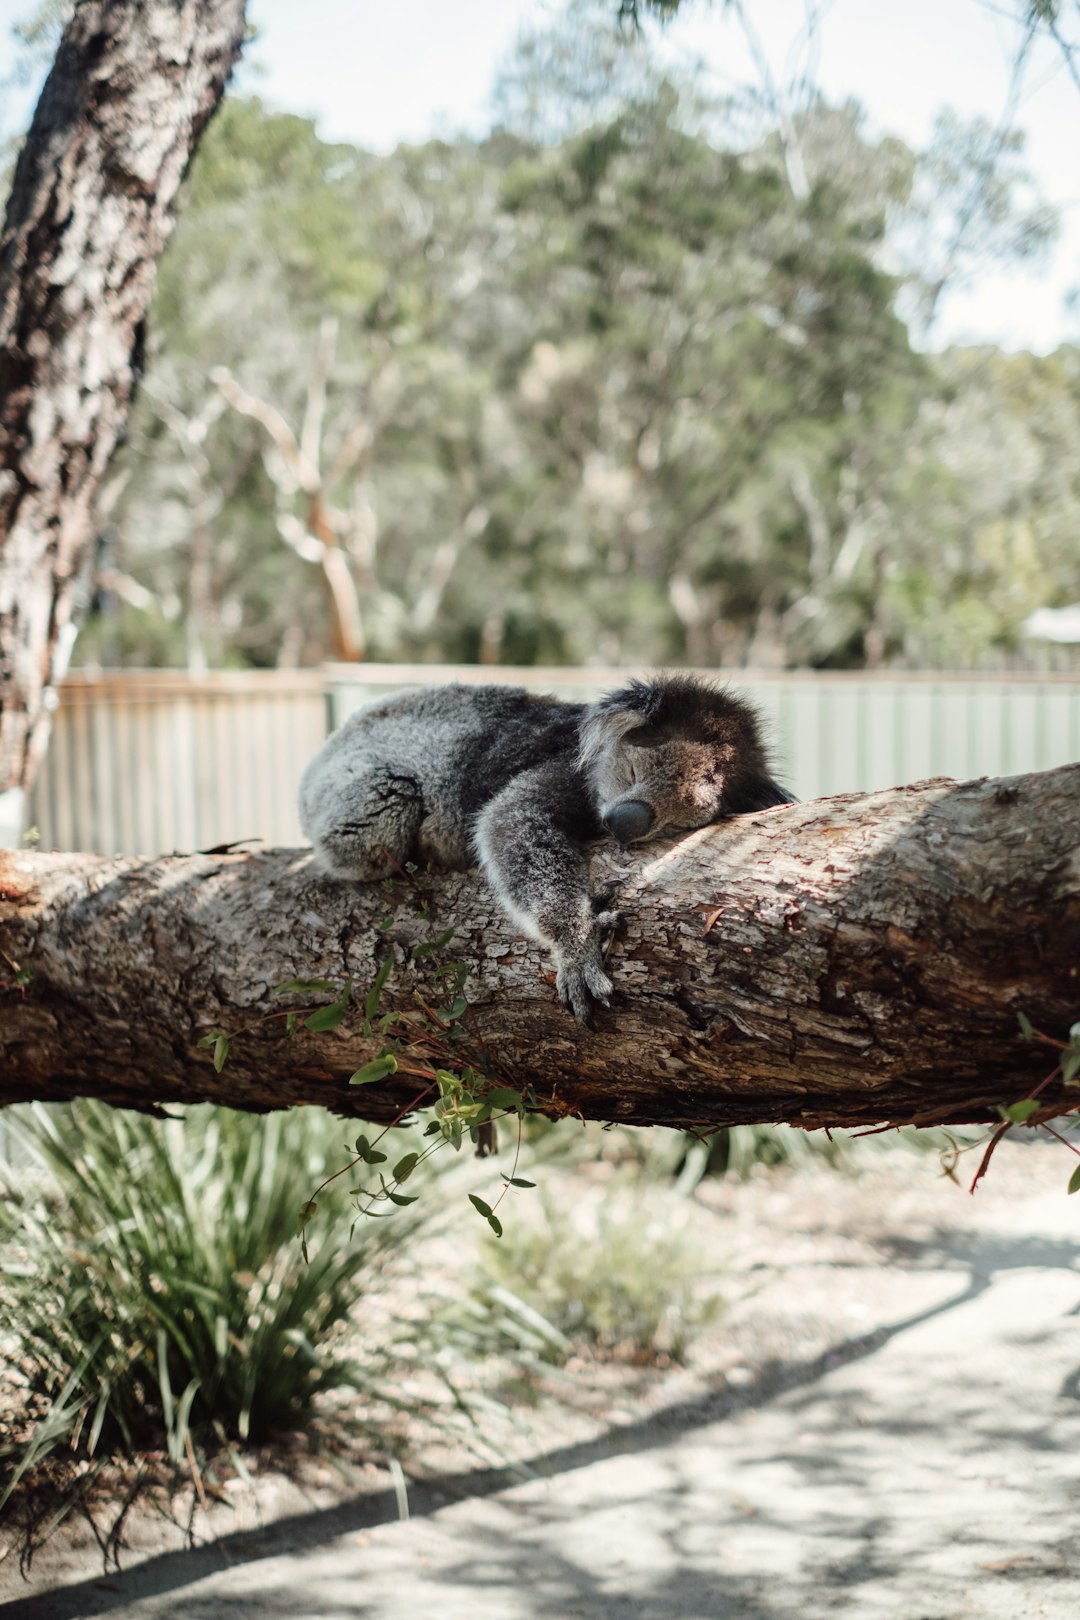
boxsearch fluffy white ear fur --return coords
[577,701,647,772]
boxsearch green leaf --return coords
[274,977,340,996]
[378,916,395,932]
[364,958,393,1020]
[999,1099,1039,1124]
[212,1033,230,1072]
[487,1213,503,1238]
[386,1190,419,1207]
[393,1152,420,1182]
[469,1194,492,1218]
[1069,1164,1080,1195]
[1016,1011,1034,1040]
[285,1011,298,1036]
[304,1002,348,1033]
[486,1087,524,1111]
[296,1199,317,1234]
[1062,1049,1080,1085]
[348,1054,399,1086]
[508,1177,536,1189]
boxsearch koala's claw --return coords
[556,944,614,1023]
[593,907,625,949]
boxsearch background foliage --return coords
[40,0,1073,676]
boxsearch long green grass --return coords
[466,1184,724,1364]
[0,1101,433,1506]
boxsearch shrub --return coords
[467,1183,723,1364]
[0,1101,434,1505]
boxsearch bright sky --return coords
[2,0,1078,352]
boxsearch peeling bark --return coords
[0,0,248,801]
[2,768,1079,1133]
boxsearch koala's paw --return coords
[556,937,613,1023]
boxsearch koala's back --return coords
[299,682,585,875]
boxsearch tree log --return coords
[0,0,248,815]
[2,767,1079,1133]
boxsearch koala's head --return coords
[579,675,794,846]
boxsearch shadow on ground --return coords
[7,1216,1079,1620]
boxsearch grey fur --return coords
[299,677,793,1021]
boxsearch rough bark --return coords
[0,0,248,811]
[3,767,1079,1134]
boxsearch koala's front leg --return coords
[473,763,615,1022]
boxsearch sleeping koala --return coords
[299,676,793,1021]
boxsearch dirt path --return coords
[4,1142,1080,1619]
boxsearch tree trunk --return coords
[0,0,248,835]
[3,768,1078,1133]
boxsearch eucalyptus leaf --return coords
[304,1002,348,1033]
[998,1099,1039,1124]
[364,958,393,1020]
[348,1055,399,1086]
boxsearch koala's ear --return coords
[578,686,650,770]
[729,775,798,814]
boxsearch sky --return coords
[1,0,1078,352]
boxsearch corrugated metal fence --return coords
[29,671,327,856]
[27,664,1080,857]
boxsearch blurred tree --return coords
[21,0,1074,681]
[894,110,1058,338]
[0,0,247,842]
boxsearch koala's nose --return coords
[603,800,655,844]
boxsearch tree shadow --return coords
[7,1216,1078,1619]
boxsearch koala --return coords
[299,676,793,1021]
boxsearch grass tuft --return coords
[0,1101,434,1507]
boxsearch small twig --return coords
[1038,1121,1080,1159]
[184,1432,208,1513]
[969,1120,1013,1195]
[306,1081,438,1205]
[490,1113,525,1217]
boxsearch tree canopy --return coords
[51,6,1073,678]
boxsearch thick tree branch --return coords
[2,767,1078,1133]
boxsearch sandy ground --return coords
[3,1139,1079,1619]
